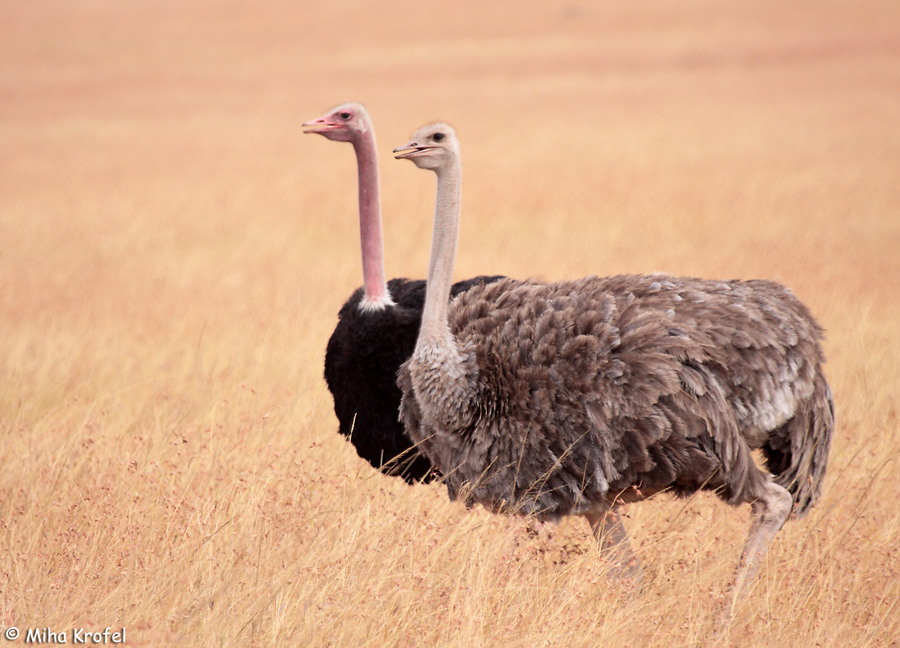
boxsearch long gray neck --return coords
[418,161,461,344]
[353,131,393,310]
[409,155,475,431]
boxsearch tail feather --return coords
[764,369,835,517]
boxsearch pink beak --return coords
[302,116,338,134]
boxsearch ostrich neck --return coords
[418,162,461,343]
[353,132,392,310]
[410,157,475,431]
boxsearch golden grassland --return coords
[2,0,899,645]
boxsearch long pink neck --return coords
[353,131,392,310]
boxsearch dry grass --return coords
[2,0,900,645]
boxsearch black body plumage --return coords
[324,275,504,483]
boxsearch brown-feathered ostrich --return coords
[393,122,834,609]
[302,103,502,483]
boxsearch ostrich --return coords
[302,103,502,483]
[393,122,834,608]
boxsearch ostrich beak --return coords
[393,142,434,159]
[302,117,337,134]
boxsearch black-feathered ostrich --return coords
[302,103,502,483]
[393,122,834,610]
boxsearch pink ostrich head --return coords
[302,102,372,144]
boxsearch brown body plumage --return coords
[398,273,833,520]
[393,122,834,611]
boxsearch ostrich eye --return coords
[432,133,445,142]
[339,112,352,121]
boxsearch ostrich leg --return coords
[585,508,643,589]
[727,481,792,617]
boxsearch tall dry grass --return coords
[2,0,899,645]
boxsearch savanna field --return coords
[2,1,899,646]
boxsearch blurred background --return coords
[2,0,899,644]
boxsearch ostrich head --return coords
[393,122,458,171]
[302,102,371,143]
